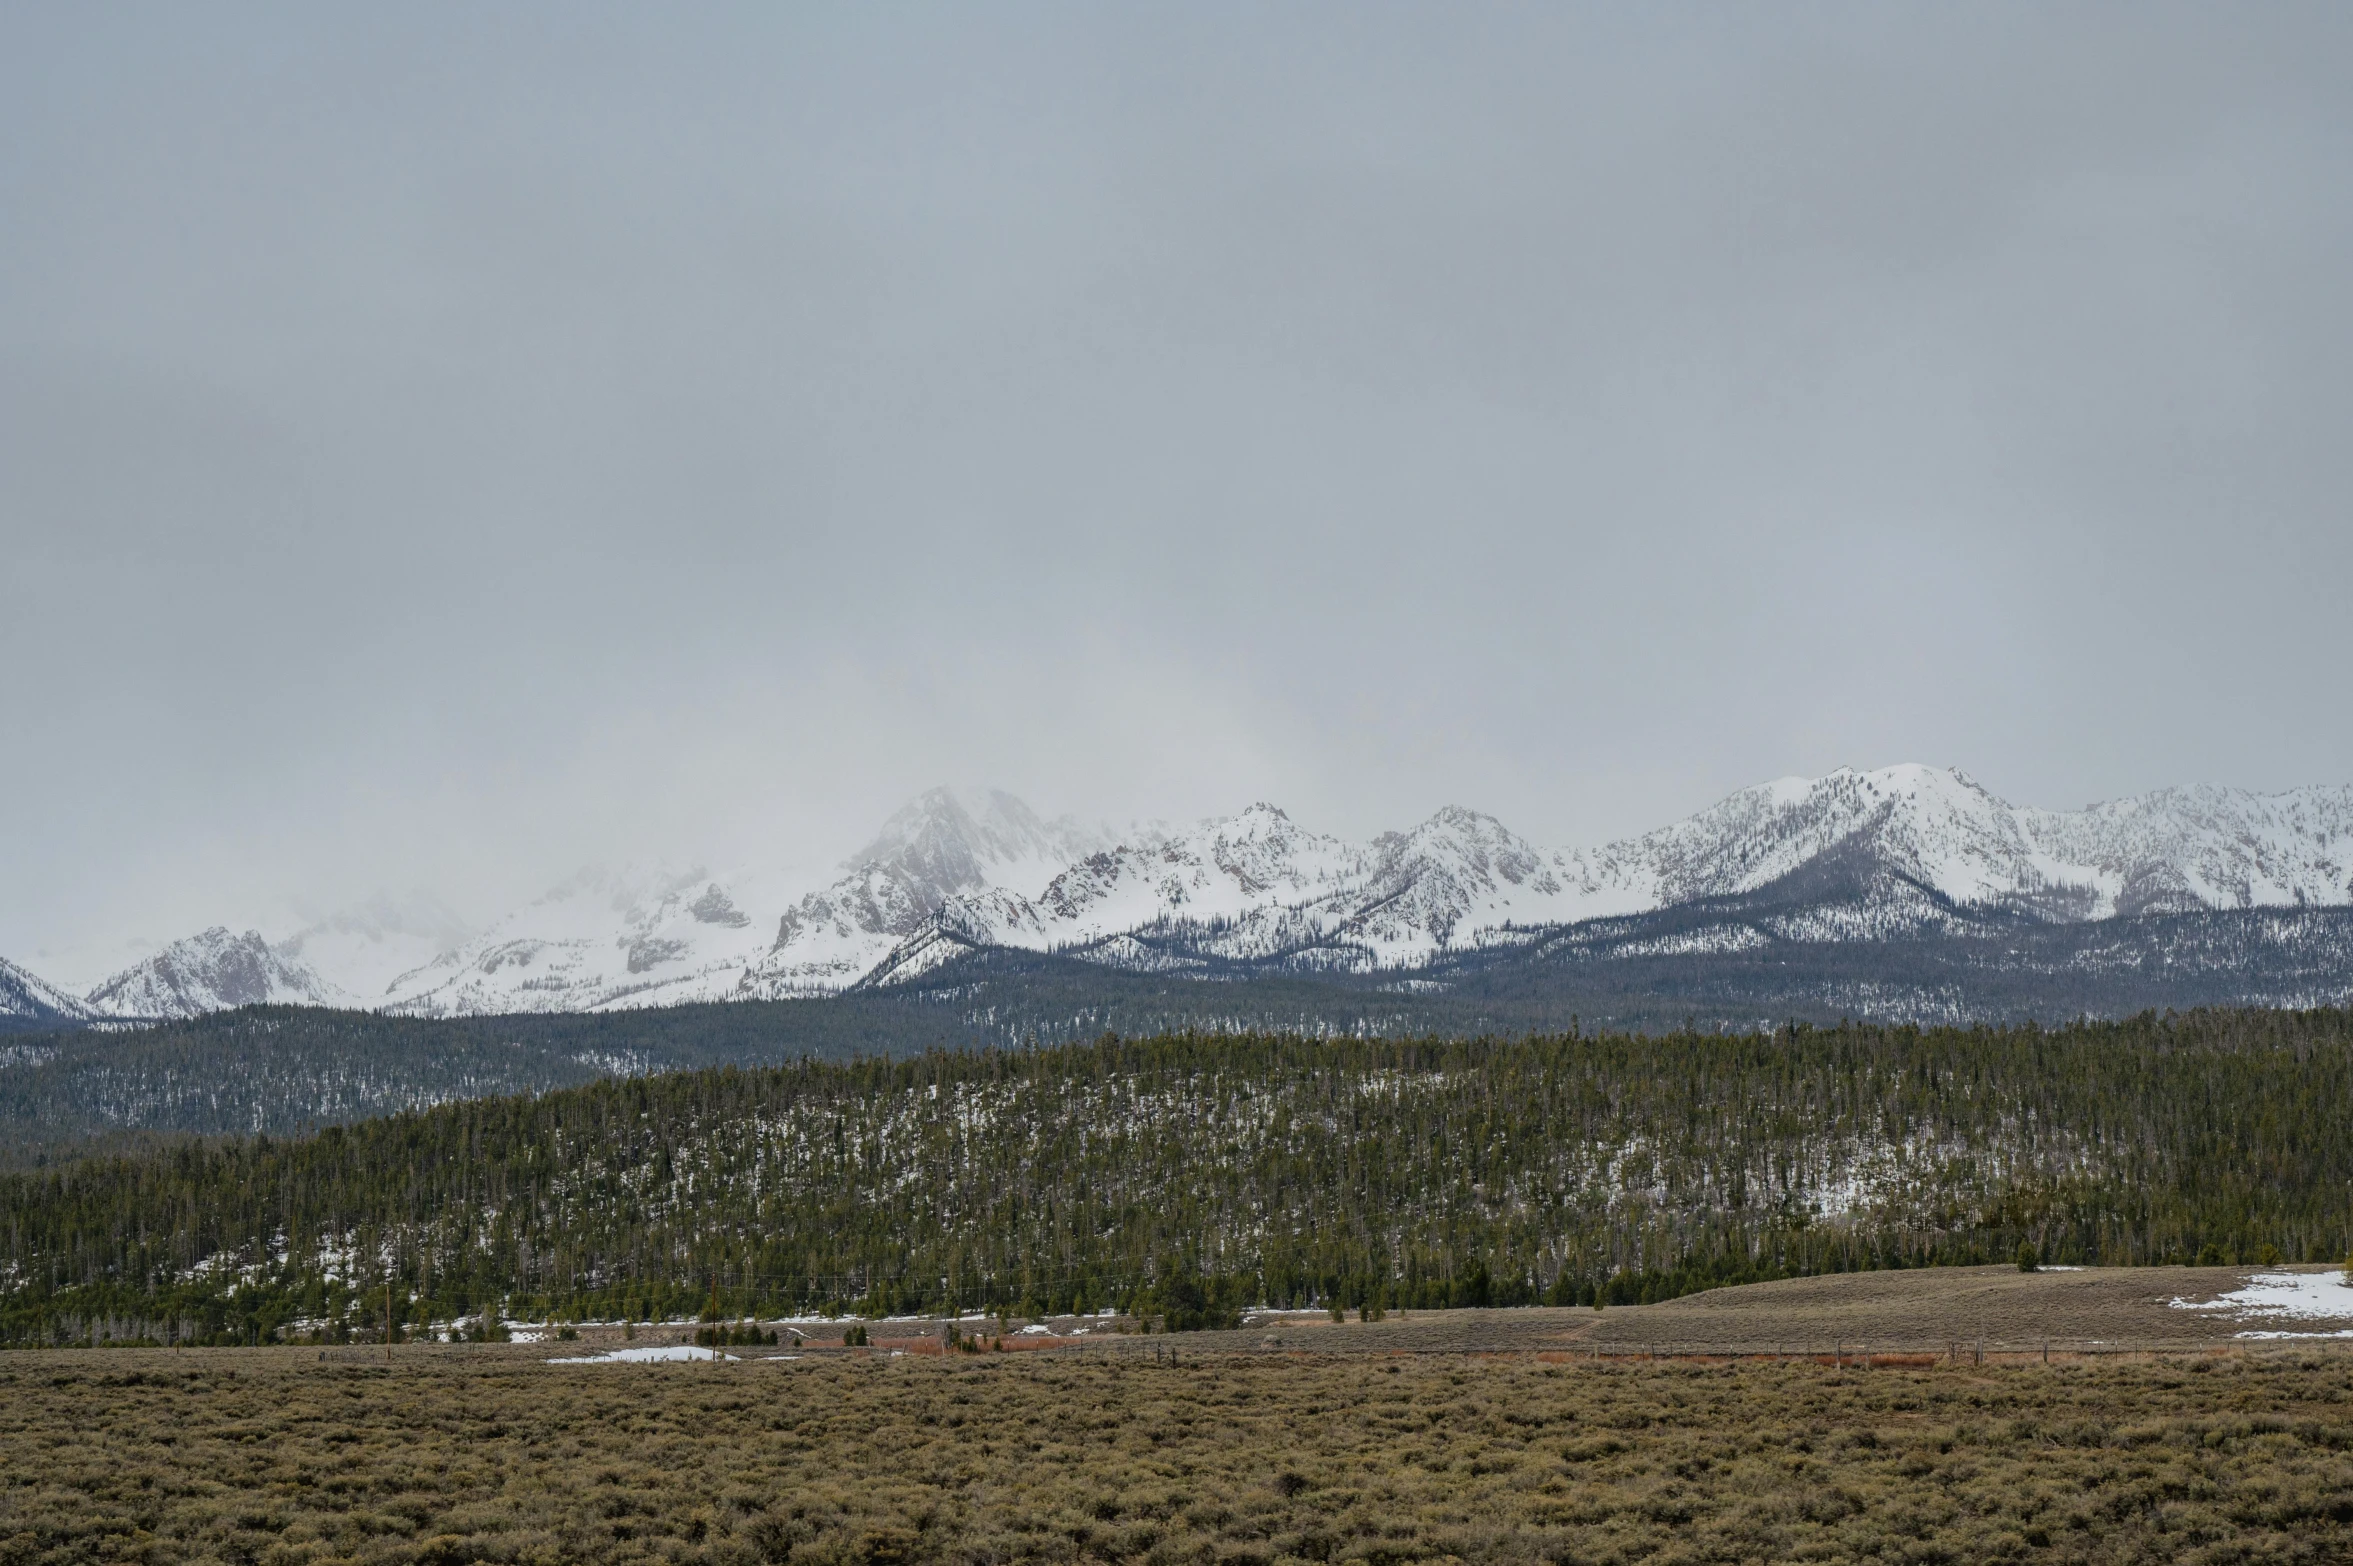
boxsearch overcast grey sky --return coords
[5,4,2351,964]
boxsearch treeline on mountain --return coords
[1422,903,2353,1024]
[11,907,2353,1164]
[3,1007,2348,1347]
[0,1001,976,1165]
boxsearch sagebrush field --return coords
[6,1345,2353,1566]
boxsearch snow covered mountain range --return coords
[8,765,2352,1027]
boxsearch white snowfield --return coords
[2169,1271,2353,1336]
[27,765,2353,1022]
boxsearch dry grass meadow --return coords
[9,1330,2353,1566]
[7,1268,2353,1566]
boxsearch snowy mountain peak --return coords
[1594,763,2044,912]
[727,787,1109,1002]
[1367,810,1530,905]
[1374,805,1546,866]
[48,767,2353,1023]
[84,927,343,1020]
[861,785,1040,857]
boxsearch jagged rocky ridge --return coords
[80,928,343,1018]
[20,765,2353,1024]
[860,766,2353,994]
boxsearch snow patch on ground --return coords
[2170,1271,2353,1332]
[545,1345,739,1364]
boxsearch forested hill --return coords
[0,958,1509,1164]
[4,1008,2349,1347]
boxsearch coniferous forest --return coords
[4,1007,2349,1347]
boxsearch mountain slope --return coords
[1577,766,2353,919]
[377,864,775,1017]
[0,956,92,1035]
[2025,783,2353,916]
